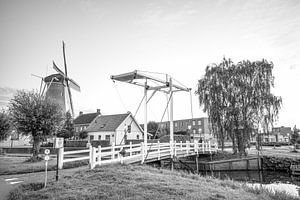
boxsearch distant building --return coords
[73,109,101,139]
[158,117,213,142]
[86,112,144,145]
[254,126,292,143]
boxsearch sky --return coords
[0,0,299,128]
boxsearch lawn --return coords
[8,164,298,200]
[0,156,88,175]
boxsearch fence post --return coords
[180,141,183,151]
[174,141,177,156]
[208,141,211,153]
[186,141,189,155]
[97,145,102,166]
[194,140,197,153]
[129,142,132,157]
[58,147,64,169]
[158,141,160,160]
[141,142,144,164]
[202,141,204,153]
[89,145,93,168]
[90,147,96,169]
[111,142,115,160]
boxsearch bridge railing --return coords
[58,141,218,169]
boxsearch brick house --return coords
[73,109,101,139]
[86,112,144,145]
[158,117,213,142]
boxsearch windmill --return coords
[33,41,81,117]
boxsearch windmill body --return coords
[44,73,67,113]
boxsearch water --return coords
[201,170,300,197]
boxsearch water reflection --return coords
[201,170,300,197]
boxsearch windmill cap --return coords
[44,74,65,83]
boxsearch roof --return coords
[73,112,100,125]
[86,113,131,132]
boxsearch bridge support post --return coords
[195,155,199,174]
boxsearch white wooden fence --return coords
[58,141,218,169]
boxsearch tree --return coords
[196,58,282,156]
[79,131,88,139]
[0,110,11,141]
[291,125,300,151]
[147,121,159,139]
[57,111,75,139]
[9,90,64,160]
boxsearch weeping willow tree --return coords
[196,58,282,156]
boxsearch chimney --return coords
[97,109,101,114]
[79,111,83,116]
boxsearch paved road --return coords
[0,166,87,200]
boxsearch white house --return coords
[86,112,144,145]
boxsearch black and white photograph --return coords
[0,0,300,199]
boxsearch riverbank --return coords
[8,164,298,200]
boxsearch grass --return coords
[0,156,88,175]
[8,164,299,200]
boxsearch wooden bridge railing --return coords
[58,141,218,169]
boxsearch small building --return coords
[73,109,101,139]
[86,112,144,145]
[158,117,213,142]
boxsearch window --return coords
[175,122,177,127]
[192,121,195,126]
[127,125,131,133]
[198,120,201,125]
[137,135,140,140]
[193,129,196,134]
[105,135,110,141]
[198,128,202,134]
[90,135,94,141]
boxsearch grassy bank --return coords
[0,156,88,175]
[8,164,298,200]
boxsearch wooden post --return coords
[186,141,189,155]
[257,151,261,170]
[90,147,96,169]
[195,155,199,173]
[97,145,102,166]
[174,141,177,156]
[58,147,64,169]
[229,161,232,170]
[202,141,204,153]
[180,141,183,151]
[208,141,211,153]
[170,141,173,157]
[111,142,115,160]
[246,159,249,171]
[141,142,144,164]
[158,141,161,160]
[89,145,93,166]
[129,142,132,157]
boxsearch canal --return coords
[201,170,300,197]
